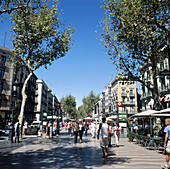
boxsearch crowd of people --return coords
[61,117,122,158]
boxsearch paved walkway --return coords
[0,130,166,169]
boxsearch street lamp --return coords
[9,81,17,143]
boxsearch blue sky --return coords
[0,0,118,107]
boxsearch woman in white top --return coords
[114,122,121,147]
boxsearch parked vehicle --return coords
[2,127,9,135]
[31,121,42,129]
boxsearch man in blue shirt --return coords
[162,118,170,169]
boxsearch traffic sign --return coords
[117,101,123,107]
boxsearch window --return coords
[0,68,5,79]
[122,97,125,103]
[1,56,6,66]
[122,88,125,93]
[130,97,133,103]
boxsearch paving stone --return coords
[0,129,166,169]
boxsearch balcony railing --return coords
[122,101,135,105]
[129,92,135,96]
[121,92,127,96]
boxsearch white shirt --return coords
[101,123,108,138]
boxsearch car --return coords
[2,128,9,135]
[31,121,42,128]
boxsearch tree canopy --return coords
[11,0,74,71]
[99,0,169,109]
[77,90,99,118]
[61,94,77,119]
[6,0,74,124]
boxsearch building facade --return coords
[94,77,138,127]
[0,47,38,128]
[141,57,170,110]
[0,47,14,129]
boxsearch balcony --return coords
[122,101,135,105]
[129,92,135,97]
[121,92,127,96]
[35,91,38,96]
[35,99,38,104]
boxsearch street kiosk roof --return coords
[129,108,170,119]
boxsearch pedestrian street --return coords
[0,131,166,169]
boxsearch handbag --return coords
[116,128,120,135]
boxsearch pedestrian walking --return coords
[90,121,96,138]
[72,119,79,143]
[79,120,84,143]
[84,122,89,136]
[23,120,28,135]
[161,118,170,169]
[45,121,50,139]
[53,120,57,136]
[97,117,109,158]
[68,121,72,136]
[96,122,100,137]
[114,122,121,147]
[108,121,113,147]
[14,120,20,143]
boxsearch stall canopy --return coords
[107,115,117,120]
[84,117,93,121]
[151,113,170,117]
[129,110,159,118]
[129,108,170,119]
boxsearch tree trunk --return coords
[19,71,33,125]
[150,52,161,110]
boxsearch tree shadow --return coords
[0,134,131,169]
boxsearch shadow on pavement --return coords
[0,133,130,169]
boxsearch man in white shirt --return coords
[14,120,20,143]
[97,117,109,158]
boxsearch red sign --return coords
[57,102,61,109]
[117,102,123,107]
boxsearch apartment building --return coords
[34,80,60,121]
[111,78,138,117]
[13,66,37,123]
[35,80,48,121]
[0,47,14,128]
[141,56,170,110]
[0,47,38,128]
[95,77,138,126]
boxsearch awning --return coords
[129,108,170,119]
[47,116,61,119]
[159,108,170,113]
[129,109,159,118]
[107,115,117,120]
[151,113,170,117]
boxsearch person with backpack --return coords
[161,118,170,169]
[114,122,121,147]
[97,117,109,158]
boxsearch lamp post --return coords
[9,82,17,143]
[57,102,61,136]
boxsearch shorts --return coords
[100,137,108,148]
[166,140,170,153]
